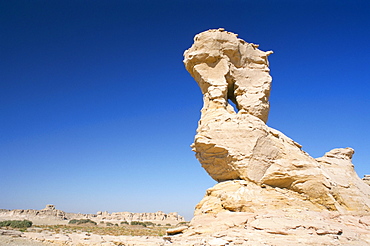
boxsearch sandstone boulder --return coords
[166,226,188,235]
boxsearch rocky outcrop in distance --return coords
[0,204,185,225]
[181,28,370,245]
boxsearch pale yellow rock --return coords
[194,180,329,216]
[184,28,272,123]
[184,29,370,214]
[166,226,188,235]
[183,30,370,246]
[363,175,370,186]
[208,238,229,246]
[0,205,185,226]
[177,210,370,245]
[317,148,370,212]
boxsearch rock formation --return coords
[364,175,370,186]
[0,204,68,223]
[181,29,370,244]
[91,210,184,224]
[0,204,185,225]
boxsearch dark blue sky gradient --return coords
[1,0,370,219]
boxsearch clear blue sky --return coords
[1,0,369,220]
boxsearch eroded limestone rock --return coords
[0,205,185,226]
[184,29,370,216]
[184,28,272,123]
[363,175,370,186]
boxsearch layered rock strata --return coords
[182,28,370,244]
[0,204,185,225]
[0,204,68,223]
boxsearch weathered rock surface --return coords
[182,28,370,244]
[0,229,22,237]
[93,210,183,224]
[363,175,370,186]
[166,225,189,235]
[0,205,68,225]
[1,222,370,246]
[184,28,272,124]
[176,211,370,245]
[184,28,370,213]
[0,204,184,226]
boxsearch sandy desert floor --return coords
[0,235,53,246]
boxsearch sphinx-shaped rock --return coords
[184,29,370,215]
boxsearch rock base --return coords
[179,210,370,245]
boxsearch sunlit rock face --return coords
[184,28,272,124]
[364,175,370,186]
[184,28,370,214]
